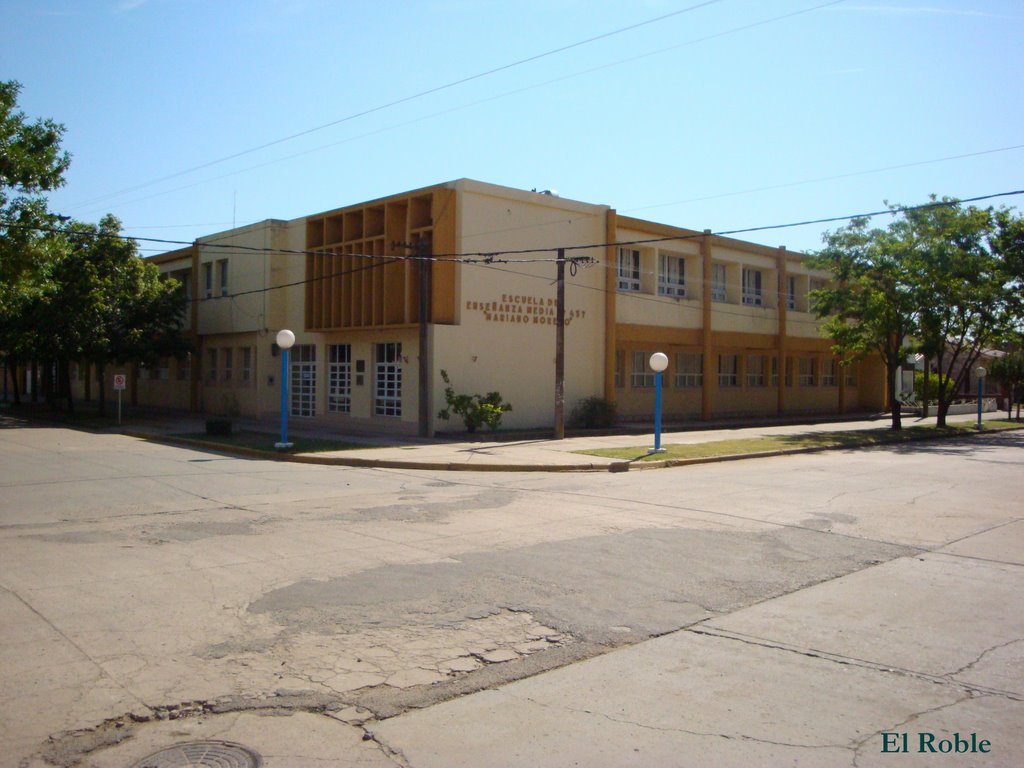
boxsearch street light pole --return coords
[649,352,669,454]
[976,366,987,430]
[276,329,296,449]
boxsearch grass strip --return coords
[577,420,1024,462]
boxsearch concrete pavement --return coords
[1,417,1021,767]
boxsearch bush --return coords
[570,396,617,429]
[913,370,955,405]
[437,370,512,432]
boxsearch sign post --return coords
[113,373,126,425]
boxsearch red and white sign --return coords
[113,374,127,391]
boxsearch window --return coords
[178,354,191,381]
[375,343,402,416]
[746,354,766,387]
[222,348,233,382]
[718,354,738,387]
[290,344,317,417]
[799,357,816,386]
[614,349,625,389]
[711,262,727,303]
[631,351,655,388]
[771,356,779,386]
[218,259,229,297]
[617,248,641,292]
[674,353,702,388]
[328,344,352,413]
[822,358,837,387]
[845,362,857,387]
[786,276,797,310]
[203,263,213,299]
[657,253,686,298]
[240,347,252,384]
[808,277,826,313]
[206,348,218,383]
[158,358,169,381]
[785,357,793,387]
[742,268,763,306]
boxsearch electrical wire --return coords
[61,0,724,212]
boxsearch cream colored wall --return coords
[432,182,608,431]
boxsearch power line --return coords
[62,0,724,213]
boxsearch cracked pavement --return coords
[0,422,1021,766]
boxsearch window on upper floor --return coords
[617,248,641,292]
[203,263,213,299]
[711,262,727,303]
[218,259,229,297]
[742,268,763,306]
[786,275,797,310]
[657,253,686,298]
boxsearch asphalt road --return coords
[1,422,1021,767]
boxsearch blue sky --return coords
[3,0,1022,255]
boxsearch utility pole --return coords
[417,236,432,438]
[554,248,565,439]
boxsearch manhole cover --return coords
[128,740,262,768]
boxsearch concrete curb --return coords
[120,424,1024,474]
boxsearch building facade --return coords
[65,179,888,433]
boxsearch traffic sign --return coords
[113,374,127,391]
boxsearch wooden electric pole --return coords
[417,236,432,437]
[554,248,565,439]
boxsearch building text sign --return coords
[465,294,586,326]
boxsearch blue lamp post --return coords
[976,366,987,430]
[649,352,669,454]
[275,329,295,449]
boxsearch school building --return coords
[66,179,888,434]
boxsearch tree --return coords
[900,199,1017,426]
[38,215,189,415]
[811,199,1023,429]
[0,80,71,404]
[989,350,1024,420]
[809,216,919,429]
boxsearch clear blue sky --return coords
[3,0,1022,255]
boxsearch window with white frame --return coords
[799,357,815,386]
[657,253,686,298]
[822,358,837,386]
[631,351,655,388]
[328,344,352,413]
[746,354,767,387]
[290,344,317,417]
[674,352,702,388]
[222,348,233,383]
[711,262,727,303]
[786,275,797,310]
[375,342,402,416]
[218,259,229,297]
[617,248,641,292]
[742,268,763,306]
[718,354,739,387]
[771,356,779,386]
[203,263,213,299]
[206,348,218,383]
[240,347,252,384]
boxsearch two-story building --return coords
[69,179,888,434]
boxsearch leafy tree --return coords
[0,80,71,403]
[809,216,919,429]
[989,350,1024,420]
[39,215,189,415]
[811,199,1023,429]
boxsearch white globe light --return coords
[975,366,987,379]
[649,352,669,372]
[276,329,296,350]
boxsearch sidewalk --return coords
[119,409,1015,472]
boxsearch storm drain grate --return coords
[128,740,262,768]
